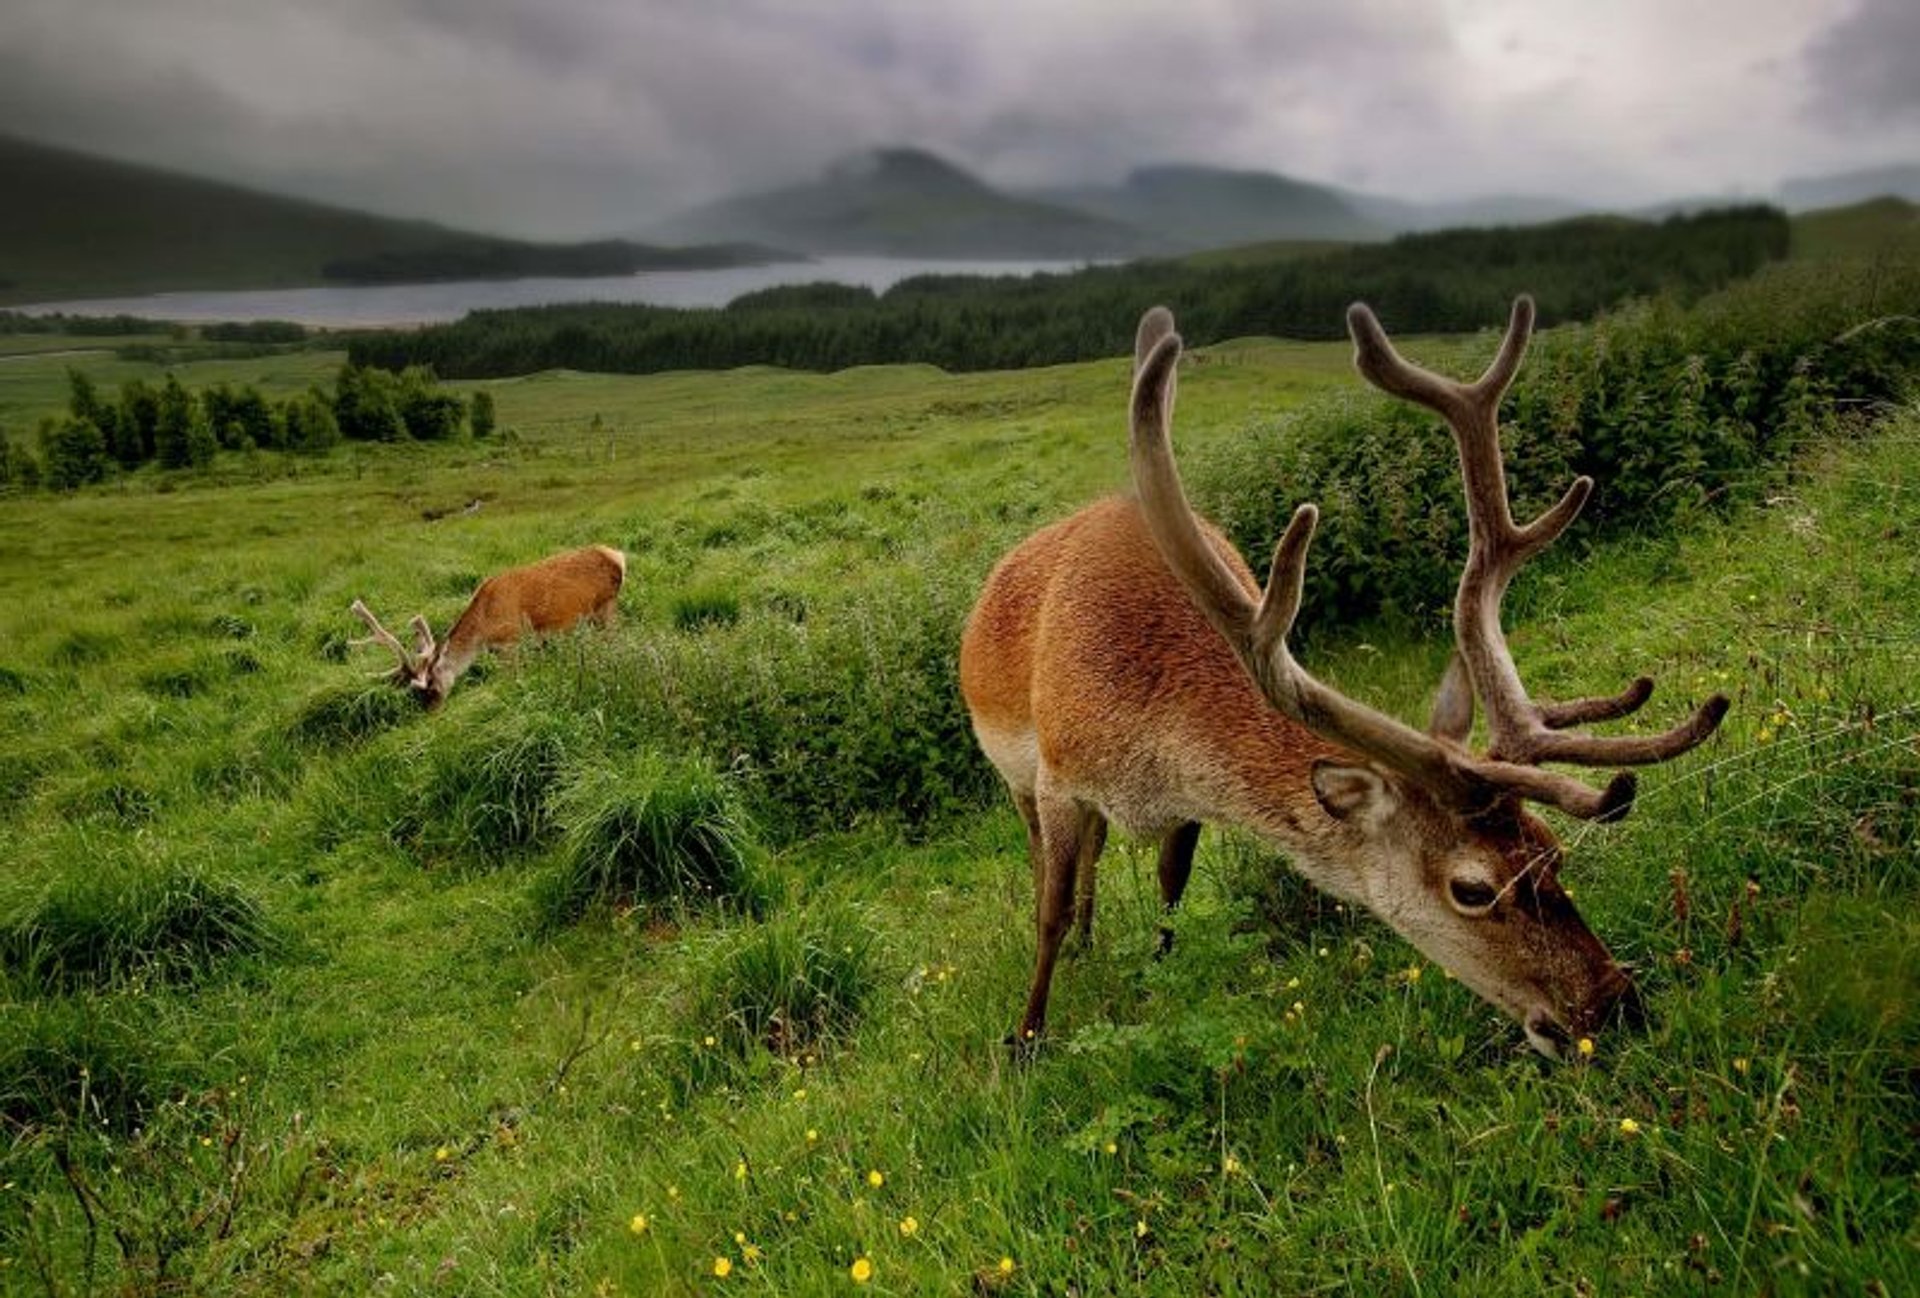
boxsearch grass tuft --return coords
[533,751,761,927]
[688,902,879,1060]
[0,996,177,1133]
[287,680,418,748]
[1,865,277,992]
[395,705,581,867]
[671,585,741,632]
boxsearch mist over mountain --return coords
[644,149,1152,259]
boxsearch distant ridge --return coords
[647,147,1154,259]
[1779,164,1920,211]
[1032,164,1385,246]
[0,133,786,306]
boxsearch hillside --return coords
[1780,163,1920,211]
[646,147,1153,259]
[1033,163,1384,246]
[0,134,785,306]
[1789,195,1920,260]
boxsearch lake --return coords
[13,256,1093,328]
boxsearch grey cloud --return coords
[1805,0,1920,125]
[0,0,1904,239]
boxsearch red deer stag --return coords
[959,299,1727,1057]
[350,543,625,708]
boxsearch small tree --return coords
[283,391,340,455]
[1,437,42,491]
[115,379,159,466]
[39,415,110,491]
[469,389,496,439]
[230,385,281,449]
[396,365,466,440]
[333,364,407,442]
[154,375,214,469]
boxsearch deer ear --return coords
[1311,761,1399,826]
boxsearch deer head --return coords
[1128,299,1728,1055]
[348,599,450,709]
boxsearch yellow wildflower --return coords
[1733,1057,1750,1075]
[851,1256,874,1284]
[1103,1141,1118,1155]
[998,1257,1016,1276]
[1135,1219,1149,1239]
[434,1146,451,1162]
[712,1257,733,1278]
[806,1129,820,1144]
[704,1035,717,1047]
[1619,1117,1641,1136]
[628,1214,649,1235]
[867,1169,885,1188]
[743,1244,763,1264]
[899,1215,920,1237]
[734,1160,748,1182]
[1576,1037,1595,1058]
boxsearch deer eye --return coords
[1449,879,1500,912]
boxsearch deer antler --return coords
[348,599,419,679]
[1347,298,1728,789]
[1128,302,1727,823]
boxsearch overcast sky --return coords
[2,0,1915,239]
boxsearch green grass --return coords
[1789,196,1920,262]
[0,326,1914,1295]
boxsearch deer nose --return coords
[1582,969,1647,1037]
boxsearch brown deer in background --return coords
[959,298,1727,1057]
[351,543,625,708]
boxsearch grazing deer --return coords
[959,299,1727,1057]
[350,543,625,708]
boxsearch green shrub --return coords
[549,570,994,839]
[287,681,418,749]
[1193,260,1920,637]
[687,903,879,1061]
[533,752,760,928]
[0,866,276,992]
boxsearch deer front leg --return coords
[1155,821,1201,955]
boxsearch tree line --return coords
[0,365,496,493]
[348,207,1791,379]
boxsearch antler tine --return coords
[408,614,436,662]
[1347,298,1730,803]
[349,599,417,676]
[1128,309,1482,809]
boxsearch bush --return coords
[1192,260,1920,637]
[550,570,995,839]
[686,903,879,1061]
[0,866,276,993]
[533,752,761,928]
[38,414,110,491]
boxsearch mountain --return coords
[0,134,785,307]
[647,148,1152,259]
[1032,164,1384,246]
[1779,164,1920,212]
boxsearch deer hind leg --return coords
[1155,821,1202,956]
[1013,791,1043,908]
[1072,812,1108,950]
[1014,796,1100,1050]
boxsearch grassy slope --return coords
[0,338,1916,1295]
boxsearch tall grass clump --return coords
[684,902,880,1065]
[393,704,584,868]
[1195,260,1920,635]
[554,570,994,839]
[0,865,276,992]
[0,996,180,1134]
[286,679,418,749]
[533,751,761,928]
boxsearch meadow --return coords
[0,294,1916,1297]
